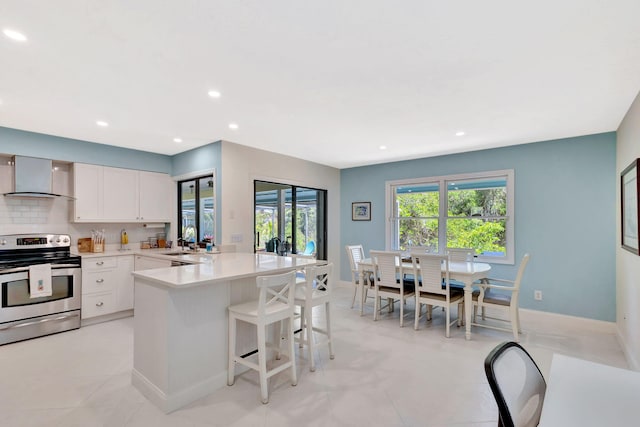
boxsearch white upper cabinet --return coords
[139,171,173,222]
[103,167,139,221]
[73,163,103,221]
[72,163,173,223]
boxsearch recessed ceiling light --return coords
[96,120,109,127]
[455,131,465,136]
[228,123,239,130]
[173,138,182,143]
[208,90,221,98]
[379,145,387,150]
[3,28,27,42]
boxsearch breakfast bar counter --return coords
[131,252,317,413]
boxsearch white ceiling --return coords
[1,1,640,169]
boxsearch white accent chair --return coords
[472,253,530,342]
[411,253,464,337]
[370,250,415,327]
[294,263,334,372]
[345,244,372,310]
[227,270,298,404]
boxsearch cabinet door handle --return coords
[96,302,104,307]
[96,261,104,266]
[96,278,104,283]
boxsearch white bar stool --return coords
[227,270,298,404]
[294,263,334,372]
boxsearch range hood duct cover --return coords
[4,156,62,198]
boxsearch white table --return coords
[539,354,640,426]
[358,257,491,339]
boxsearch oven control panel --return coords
[0,234,71,250]
[17,237,49,245]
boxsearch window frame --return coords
[177,171,216,244]
[385,169,515,265]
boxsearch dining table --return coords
[538,353,640,426]
[357,256,491,340]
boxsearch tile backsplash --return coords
[0,197,70,234]
[0,157,170,246]
[0,196,167,246]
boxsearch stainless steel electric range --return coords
[0,234,82,345]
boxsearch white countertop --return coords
[73,247,214,263]
[131,252,318,289]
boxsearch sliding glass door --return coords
[254,181,327,260]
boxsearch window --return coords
[386,170,514,264]
[254,180,327,260]
[178,174,215,244]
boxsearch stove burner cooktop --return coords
[0,233,81,271]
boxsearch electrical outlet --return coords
[534,290,542,301]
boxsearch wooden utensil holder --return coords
[78,238,92,253]
[91,241,104,253]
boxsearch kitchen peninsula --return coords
[131,252,318,413]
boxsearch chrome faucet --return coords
[183,225,198,251]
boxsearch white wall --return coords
[219,141,341,268]
[617,90,640,370]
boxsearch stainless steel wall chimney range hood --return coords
[3,156,63,198]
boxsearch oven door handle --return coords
[0,312,80,331]
[0,264,80,274]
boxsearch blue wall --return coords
[341,133,617,321]
[0,126,172,172]
[171,142,221,177]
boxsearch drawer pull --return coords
[96,278,104,283]
[96,302,104,307]
[96,261,104,266]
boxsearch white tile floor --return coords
[0,283,628,426]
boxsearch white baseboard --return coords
[517,308,617,334]
[616,328,640,371]
[132,368,228,413]
[81,309,133,327]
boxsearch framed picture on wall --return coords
[352,202,371,221]
[621,159,640,255]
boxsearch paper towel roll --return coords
[143,223,165,228]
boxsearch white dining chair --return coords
[446,247,475,262]
[345,244,373,310]
[227,270,298,404]
[405,245,436,254]
[294,263,334,372]
[472,253,530,342]
[412,253,464,337]
[370,250,415,327]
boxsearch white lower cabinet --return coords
[134,255,171,271]
[115,255,135,311]
[82,292,116,318]
[82,255,134,319]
